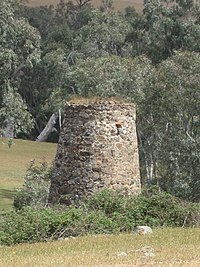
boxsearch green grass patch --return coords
[0,138,56,211]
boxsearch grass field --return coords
[0,139,200,266]
[0,228,200,266]
[0,138,56,211]
[25,0,144,12]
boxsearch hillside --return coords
[0,228,200,266]
[25,0,144,11]
[0,138,56,210]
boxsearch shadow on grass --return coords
[0,189,16,199]
[0,189,16,211]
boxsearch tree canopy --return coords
[0,0,40,137]
[1,0,200,201]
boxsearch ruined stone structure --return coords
[49,100,141,205]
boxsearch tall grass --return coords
[0,228,200,267]
[0,138,56,210]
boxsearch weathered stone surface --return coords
[134,226,153,235]
[48,100,141,205]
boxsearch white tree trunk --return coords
[4,118,14,138]
[36,113,58,142]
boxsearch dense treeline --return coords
[0,0,200,200]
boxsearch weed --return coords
[13,160,52,210]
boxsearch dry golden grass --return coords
[0,138,56,210]
[0,228,200,266]
[24,0,144,12]
[68,96,130,105]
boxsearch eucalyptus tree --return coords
[0,0,41,137]
[137,51,200,201]
[17,4,56,40]
[49,55,152,112]
[55,0,93,30]
[124,6,147,57]
[126,0,200,63]
[73,7,132,58]
[20,48,69,139]
[143,0,200,63]
[16,0,93,140]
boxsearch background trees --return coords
[0,0,40,137]
[73,8,131,58]
[1,0,199,201]
[126,0,200,63]
[62,56,151,100]
[137,51,200,201]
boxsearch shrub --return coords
[0,207,85,246]
[84,188,200,228]
[0,188,199,246]
[13,160,52,210]
[81,210,120,234]
[84,189,127,215]
[0,206,120,246]
[126,191,187,227]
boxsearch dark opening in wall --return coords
[115,120,123,135]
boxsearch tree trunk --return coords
[36,113,58,142]
[4,118,14,138]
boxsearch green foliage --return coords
[45,23,73,54]
[19,48,69,139]
[85,189,127,215]
[74,8,131,57]
[132,189,186,227]
[85,188,197,228]
[17,5,56,39]
[137,51,200,201]
[0,0,41,137]
[0,0,41,77]
[1,0,200,202]
[81,210,119,234]
[55,0,93,30]
[0,84,34,136]
[125,0,200,63]
[13,161,52,210]
[0,207,83,246]
[1,188,199,246]
[64,55,152,101]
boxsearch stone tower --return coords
[49,100,141,205]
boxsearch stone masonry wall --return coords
[49,100,141,205]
